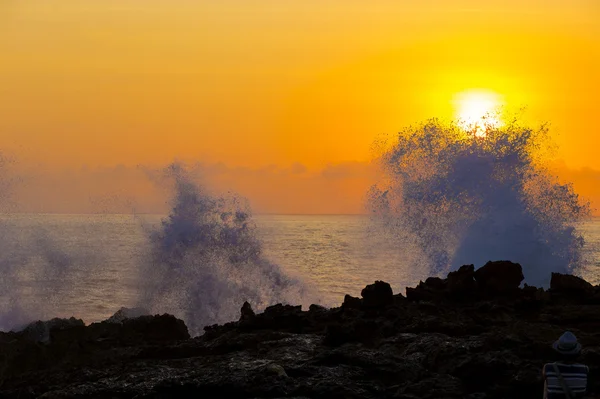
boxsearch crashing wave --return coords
[137,163,317,335]
[368,117,590,287]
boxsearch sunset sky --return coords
[1,1,599,214]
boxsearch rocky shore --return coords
[1,261,599,398]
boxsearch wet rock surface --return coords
[1,261,599,398]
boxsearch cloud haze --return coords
[1,159,598,216]
[5,161,382,215]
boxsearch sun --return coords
[454,89,504,137]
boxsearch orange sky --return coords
[0,1,599,214]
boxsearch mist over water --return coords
[0,162,317,334]
[0,219,78,331]
[0,117,595,333]
[137,164,317,335]
[368,117,591,287]
[0,155,74,330]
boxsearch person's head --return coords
[553,331,582,361]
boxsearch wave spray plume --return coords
[138,164,316,335]
[368,117,591,287]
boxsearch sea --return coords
[0,213,598,329]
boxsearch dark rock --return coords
[396,374,464,398]
[474,261,524,295]
[2,268,600,399]
[240,301,256,321]
[20,317,85,343]
[465,393,488,399]
[406,267,478,302]
[393,293,406,305]
[126,314,189,341]
[353,319,381,346]
[89,313,190,343]
[264,303,302,315]
[424,276,446,290]
[446,264,476,299]
[323,323,352,347]
[264,362,288,377]
[248,304,305,333]
[105,307,149,323]
[406,277,446,301]
[309,304,327,312]
[516,284,549,312]
[323,319,381,348]
[361,281,394,308]
[342,294,362,309]
[550,273,594,297]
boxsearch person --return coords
[542,331,589,398]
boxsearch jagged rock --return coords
[264,363,288,377]
[105,307,149,324]
[361,281,394,308]
[264,303,302,315]
[88,314,190,343]
[1,268,600,399]
[342,294,362,309]
[247,304,305,333]
[20,317,85,343]
[407,262,527,303]
[405,265,478,301]
[393,293,407,305]
[121,314,190,341]
[309,304,327,312]
[550,273,594,297]
[424,276,446,290]
[446,265,476,299]
[240,301,256,321]
[406,277,446,301]
[474,261,524,295]
[517,284,550,311]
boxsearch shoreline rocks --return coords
[1,261,599,398]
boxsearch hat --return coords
[552,331,582,355]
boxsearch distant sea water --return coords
[0,213,598,327]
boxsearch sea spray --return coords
[0,220,77,331]
[0,155,93,331]
[138,163,317,335]
[368,117,590,287]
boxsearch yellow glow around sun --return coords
[454,90,504,137]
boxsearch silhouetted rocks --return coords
[406,276,444,301]
[105,306,149,323]
[20,317,85,343]
[551,272,594,295]
[240,301,256,321]
[406,261,525,302]
[308,304,327,312]
[474,260,524,295]
[361,280,394,308]
[446,264,477,299]
[342,294,362,309]
[1,261,600,399]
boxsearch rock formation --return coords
[0,261,599,398]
